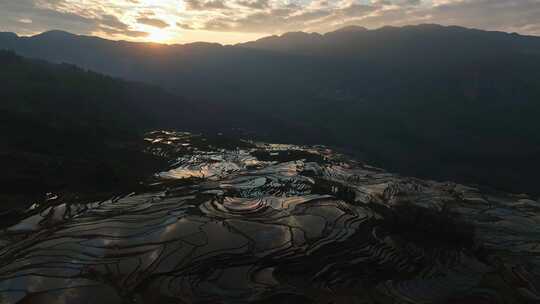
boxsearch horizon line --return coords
[2,23,538,47]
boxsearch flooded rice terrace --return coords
[1,131,539,303]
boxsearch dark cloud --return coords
[99,26,149,38]
[137,17,169,28]
[198,3,376,33]
[177,22,195,30]
[98,14,149,37]
[188,0,540,36]
[428,0,540,33]
[339,4,377,17]
[388,0,421,6]
[184,0,229,11]
[351,0,540,35]
[236,0,269,10]
[0,0,99,35]
[0,0,148,38]
[100,14,130,30]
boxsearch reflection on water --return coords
[0,131,539,303]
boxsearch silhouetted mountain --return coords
[2,25,540,194]
[0,32,17,40]
[0,51,198,209]
[240,31,324,53]
[32,29,75,40]
[333,25,368,33]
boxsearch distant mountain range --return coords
[2,24,540,194]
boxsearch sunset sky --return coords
[1,0,539,44]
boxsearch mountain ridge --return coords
[2,23,538,48]
[1,24,540,195]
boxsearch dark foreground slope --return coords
[0,131,538,303]
[2,25,540,194]
[0,51,197,212]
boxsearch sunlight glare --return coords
[146,28,172,43]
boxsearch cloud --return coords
[427,0,540,34]
[0,0,149,38]
[177,22,195,30]
[0,0,99,35]
[0,0,539,44]
[236,0,269,10]
[100,14,129,31]
[190,0,540,37]
[137,17,169,28]
[184,0,229,11]
[197,3,378,33]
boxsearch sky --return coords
[0,0,539,44]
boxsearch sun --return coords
[147,28,171,43]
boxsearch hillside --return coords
[0,51,194,214]
[2,25,540,194]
